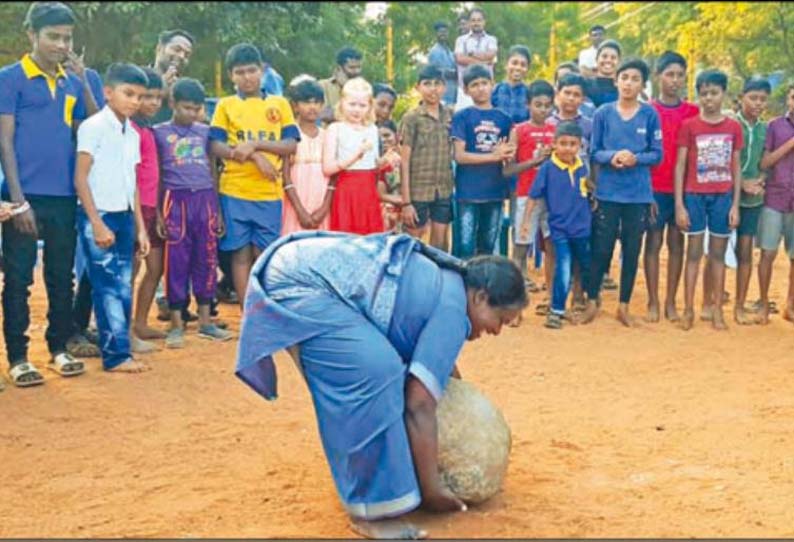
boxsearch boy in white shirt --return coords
[74,63,151,373]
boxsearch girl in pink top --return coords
[282,78,331,235]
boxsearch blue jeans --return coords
[77,209,134,369]
[457,201,503,259]
[552,237,591,315]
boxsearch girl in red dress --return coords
[320,78,399,234]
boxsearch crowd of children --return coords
[2,2,794,390]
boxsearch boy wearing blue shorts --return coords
[675,69,743,331]
[209,44,298,306]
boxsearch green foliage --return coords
[1,1,793,104]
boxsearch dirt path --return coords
[2,253,794,538]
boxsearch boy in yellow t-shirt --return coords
[209,43,298,306]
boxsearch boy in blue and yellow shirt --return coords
[0,2,99,387]
[209,43,298,307]
[520,121,592,329]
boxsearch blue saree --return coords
[236,231,471,519]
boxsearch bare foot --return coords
[579,300,599,325]
[106,358,150,373]
[664,303,681,322]
[783,306,794,324]
[617,304,638,328]
[680,309,695,331]
[350,519,427,540]
[756,304,770,325]
[508,313,523,328]
[133,324,166,340]
[712,309,728,330]
[734,306,755,326]
[700,305,714,322]
[645,303,660,323]
[131,336,158,354]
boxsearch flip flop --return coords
[9,362,44,387]
[66,334,101,358]
[48,352,85,377]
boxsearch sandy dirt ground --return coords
[2,250,794,538]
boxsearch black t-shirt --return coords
[586,77,618,108]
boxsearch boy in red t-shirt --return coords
[503,80,555,318]
[131,67,165,352]
[645,51,698,324]
[674,69,743,331]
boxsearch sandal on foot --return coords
[535,302,550,316]
[545,313,563,329]
[66,334,101,358]
[602,277,618,290]
[9,362,44,387]
[48,352,85,377]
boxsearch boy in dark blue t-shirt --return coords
[451,64,514,259]
[522,122,592,329]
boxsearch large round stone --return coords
[436,378,512,504]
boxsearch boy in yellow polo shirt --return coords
[209,43,298,306]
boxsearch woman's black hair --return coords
[463,256,528,310]
[415,245,527,310]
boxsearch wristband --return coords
[9,201,30,216]
[326,186,336,192]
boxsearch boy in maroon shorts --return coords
[153,78,233,348]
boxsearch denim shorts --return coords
[684,192,733,237]
[219,195,282,252]
[648,192,676,231]
[757,206,794,258]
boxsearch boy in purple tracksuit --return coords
[153,78,233,347]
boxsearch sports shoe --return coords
[198,324,234,342]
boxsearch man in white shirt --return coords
[454,7,498,110]
[578,25,605,78]
[74,63,151,374]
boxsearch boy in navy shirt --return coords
[581,58,662,328]
[0,2,99,387]
[451,64,514,259]
[521,122,592,329]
